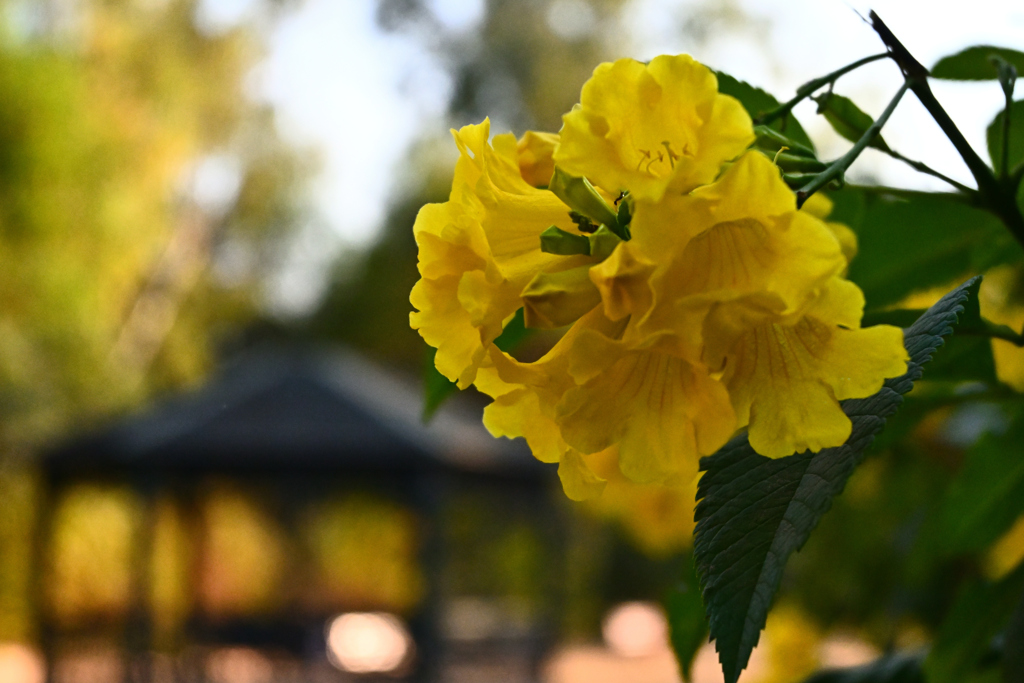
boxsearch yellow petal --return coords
[558,450,607,501]
[827,221,858,265]
[557,338,736,483]
[725,302,907,458]
[799,192,833,220]
[517,130,559,188]
[521,265,602,329]
[803,276,865,329]
[822,324,908,400]
[410,275,486,388]
[589,242,656,321]
[473,307,621,463]
[797,191,858,265]
[555,55,754,201]
[691,151,796,223]
[483,387,565,463]
[727,321,853,457]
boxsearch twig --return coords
[757,52,890,126]
[796,82,910,207]
[881,149,974,193]
[869,11,1024,246]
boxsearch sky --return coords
[199,0,1024,313]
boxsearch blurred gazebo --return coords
[37,347,564,683]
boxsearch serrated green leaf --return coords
[802,651,924,683]
[666,561,707,680]
[422,309,532,420]
[987,100,1024,177]
[935,407,1024,555]
[838,190,1017,308]
[815,92,892,153]
[924,561,1024,683]
[714,71,815,151]
[931,46,1024,81]
[694,278,981,683]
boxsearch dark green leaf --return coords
[422,309,532,420]
[838,189,1017,308]
[936,406,1024,555]
[931,46,1024,81]
[924,561,1024,683]
[666,561,707,680]
[815,92,892,153]
[714,71,815,151]
[802,651,924,683]
[987,100,1024,177]
[694,278,981,683]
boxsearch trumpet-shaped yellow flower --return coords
[555,54,754,202]
[708,278,908,457]
[410,120,587,388]
[410,52,910,501]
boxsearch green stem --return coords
[796,82,909,207]
[882,149,974,194]
[757,52,890,126]
[1001,90,1013,180]
[870,11,1024,247]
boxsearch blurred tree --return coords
[0,0,309,448]
[0,0,308,642]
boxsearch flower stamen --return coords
[661,141,680,169]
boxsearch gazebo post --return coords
[31,469,56,683]
[125,475,160,683]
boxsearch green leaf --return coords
[422,309,532,420]
[931,46,1024,81]
[714,71,815,151]
[924,561,1024,683]
[693,278,981,683]
[814,92,892,153]
[838,189,1017,308]
[666,561,708,680]
[987,100,1024,177]
[935,406,1024,555]
[801,652,924,683]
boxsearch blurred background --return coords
[0,0,1021,682]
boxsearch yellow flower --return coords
[410,120,588,388]
[411,53,910,501]
[554,54,754,202]
[708,277,909,457]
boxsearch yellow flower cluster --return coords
[411,54,908,500]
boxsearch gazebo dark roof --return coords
[45,346,540,478]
